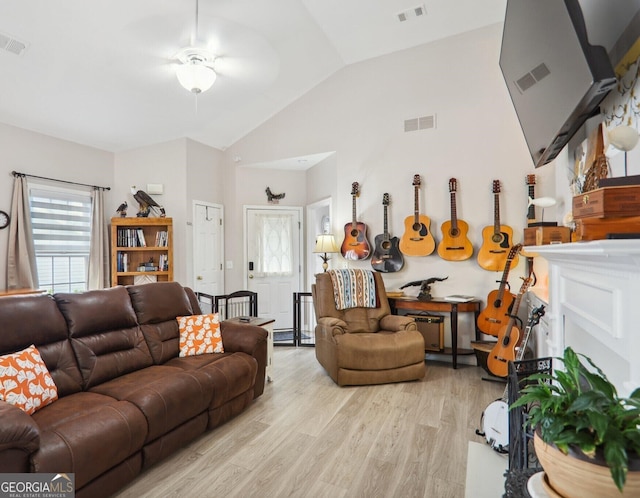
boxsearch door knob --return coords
[196,275,203,280]
[249,274,254,279]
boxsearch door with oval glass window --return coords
[245,206,303,331]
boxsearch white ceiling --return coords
[0,0,506,153]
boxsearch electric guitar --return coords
[486,276,532,378]
[372,193,404,272]
[341,181,371,260]
[477,244,522,336]
[438,178,473,261]
[479,304,546,453]
[526,174,536,225]
[477,180,518,271]
[399,174,435,256]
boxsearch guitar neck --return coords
[450,191,458,230]
[352,195,357,229]
[383,205,389,241]
[493,193,500,234]
[414,186,420,224]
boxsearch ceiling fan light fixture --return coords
[176,49,217,94]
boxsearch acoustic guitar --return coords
[341,181,371,260]
[437,178,473,261]
[372,193,403,272]
[486,276,532,378]
[479,304,545,453]
[399,174,435,256]
[477,243,522,336]
[477,180,518,271]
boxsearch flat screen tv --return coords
[500,0,618,167]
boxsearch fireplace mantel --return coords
[526,240,640,397]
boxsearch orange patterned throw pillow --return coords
[177,313,224,357]
[0,344,58,415]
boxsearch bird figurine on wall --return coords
[130,186,166,217]
[116,201,128,217]
[266,187,285,203]
[400,276,449,301]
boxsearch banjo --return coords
[477,304,545,453]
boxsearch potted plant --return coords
[511,347,640,497]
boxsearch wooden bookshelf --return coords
[110,217,173,287]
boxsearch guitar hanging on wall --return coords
[372,193,403,272]
[486,275,533,378]
[477,243,522,336]
[437,177,473,261]
[399,174,435,257]
[478,304,546,453]
[341,181,371,260]
[477,180,518,271]
[526,174,536,225]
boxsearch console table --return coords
[388,297,481,369]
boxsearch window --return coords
[254,214,293,276]
[29,185,93,293]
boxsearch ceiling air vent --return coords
[404,114,437,132]
[0,31,29,56]
[515,63,550,93]
[397,4,426,22]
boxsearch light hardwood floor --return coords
[114,348,504,498]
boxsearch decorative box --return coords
[523,226,571,246]
[572,185,640,219]
[574,215,640,241]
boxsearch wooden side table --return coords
[388,297,481,369]
[226,316,275,382]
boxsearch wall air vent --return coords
[397,4,426,22]
[0,31,29,56]
[404,114,437,132]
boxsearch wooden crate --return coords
[574,215,640,241]
[572,185,640,219]
[523,226,571,246]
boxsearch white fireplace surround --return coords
[528,240,640,397]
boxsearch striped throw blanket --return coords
[328,269,377,310]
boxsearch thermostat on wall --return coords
[146,184,164,195]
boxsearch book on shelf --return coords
[443,295,475,302]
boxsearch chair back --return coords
[313,272,390,333]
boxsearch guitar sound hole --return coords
[412,223,428,236]
[449,228,460,237]
[493,299,502,307]
[381,241,390,250]
[351,229,359,237]
[491,233,504,244]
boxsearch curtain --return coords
[87,188,109,289]
[253,214,293,277]
[7,175,38,290]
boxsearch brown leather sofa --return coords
[312,272,426,386]
[0,282,267,498]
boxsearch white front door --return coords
[193,202,224,297]
[245,206,303,330]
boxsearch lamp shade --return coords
[313,234,339,254]
[608,125,639,152]
[176,62,216,94]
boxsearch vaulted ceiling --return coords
[0,0,506,152]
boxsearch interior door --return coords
[245,206,302,330]
[193,202,224,297]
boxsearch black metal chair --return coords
[213,290,258,320]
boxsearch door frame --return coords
[192,200,224,293]
[242,204,304,294]
[305,197,333,290]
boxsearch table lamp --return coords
[313,234,339,272]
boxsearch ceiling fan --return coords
[174,0,217,94]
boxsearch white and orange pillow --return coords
[0,344,58,415]
[177,313,224,357]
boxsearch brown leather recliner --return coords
[312,271,426,386]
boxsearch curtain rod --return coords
[11,171,110,191]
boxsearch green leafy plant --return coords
[511,347,640,492]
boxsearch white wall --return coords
[0,122,113,291]
[222,24,537,348]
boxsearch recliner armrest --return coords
[316,317,347,337]
[379,314,416,332]
[0,401,40,453]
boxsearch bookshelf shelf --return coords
[110,217,173,287]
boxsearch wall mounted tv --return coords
[499,0,638,168]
